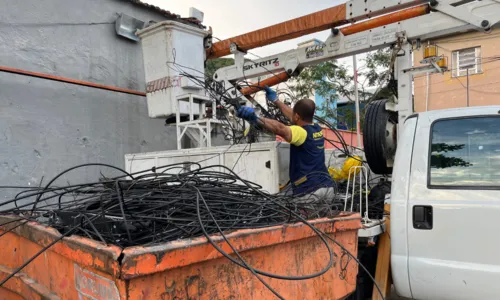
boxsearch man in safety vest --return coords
[236,86,335,207]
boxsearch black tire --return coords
[363,100,398,175]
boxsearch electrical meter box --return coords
[137,21,209,118]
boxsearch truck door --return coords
[407,108,500,300]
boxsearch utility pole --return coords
[466,67,470,107]
[353,55,362,148]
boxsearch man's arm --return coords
[257,117,292,142]
[264,86,293,121]
[236,106,306,146]
[274,100,294,121]
[256,117,307,147]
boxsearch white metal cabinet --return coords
[125,142,348,194]
[224,150,276,190]
[406,106,500,300]
[125,142,289,193]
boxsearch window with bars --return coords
[452,47,482,77]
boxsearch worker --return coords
[236,86,335,205]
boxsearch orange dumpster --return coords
[0,213,361,300]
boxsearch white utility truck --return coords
[389,105,500,299]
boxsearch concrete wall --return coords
[0,0,187,199]
[413,28,500,112]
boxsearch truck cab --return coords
[391,106,500,299]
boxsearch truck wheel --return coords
[363,100,398,175]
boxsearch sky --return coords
[144,0,346,58]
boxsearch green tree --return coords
[430,143,472,168]
[205,58,235,78]
[292,48,394,129]
[431,143,467,153]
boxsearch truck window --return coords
[429,116,500,188]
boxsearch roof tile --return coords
[128,0,204,27]
[128,0,180,18]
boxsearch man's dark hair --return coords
[293,99,315,123]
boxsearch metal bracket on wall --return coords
[115,13,146,42]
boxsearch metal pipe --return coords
[353,55,362,148]
[0,65,146,96]
[466,68,470,106]
[425,72,430,111]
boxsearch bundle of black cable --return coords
[0,163,340,248]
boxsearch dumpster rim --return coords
[120,213,362,279]
[0,213,361,281]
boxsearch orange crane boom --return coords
[234,5,430,93]
[340,5,430,36]
[240,72,290,96]
[207,5,348,59]
[207,1,428,59]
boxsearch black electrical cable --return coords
[0,213,101,287]
[0,219,30,238]
[30,163,133,214]
[321,232,385,300]
[187,165,335,281]
[210,165,386,299]
[0,162,385,300]
[195,188,285,300]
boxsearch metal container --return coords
[423,44,438,59]
[0,214,361,300]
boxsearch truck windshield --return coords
[429,116,500,188]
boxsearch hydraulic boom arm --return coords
[213,0,500,99]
